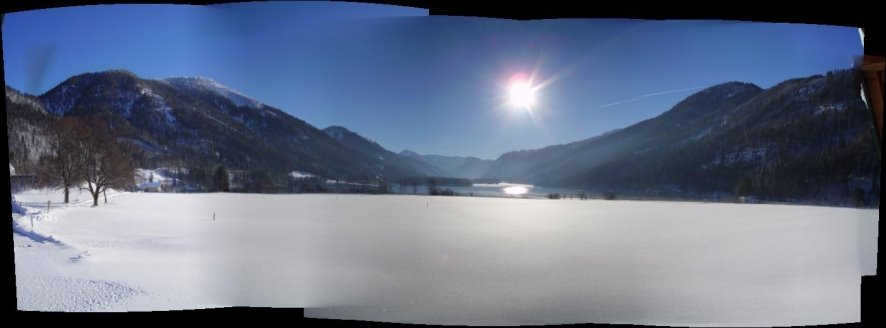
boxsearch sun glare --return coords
[508,78,536,109]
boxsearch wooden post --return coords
[47,200,50,212]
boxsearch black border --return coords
[3,1,881,327]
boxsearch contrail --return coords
[599,86,705,108]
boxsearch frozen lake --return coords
[13,191,878,326]
[392,182,578,199]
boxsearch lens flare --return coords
[507,74,536,109]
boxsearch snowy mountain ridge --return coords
[164,76,264,109]
[6,69,431,184]
[5,86,45,112]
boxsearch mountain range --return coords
[480,70,880,205]
[7,70,429,185]
[6,69,880,205]
[398,150,493,180]
[320,125,440,177]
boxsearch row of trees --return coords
[36,117,136,206]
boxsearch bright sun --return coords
[508,78,536,109]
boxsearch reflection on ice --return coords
[502,185,530,195]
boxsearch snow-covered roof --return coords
[290,171,316,178]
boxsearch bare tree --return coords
[38,117,87,204]
[76,119,135,206]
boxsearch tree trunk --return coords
[64,187,70,204]
[92,190,99,206]
[103,189,108,204]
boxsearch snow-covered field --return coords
[12,190,878,326]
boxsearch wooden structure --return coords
[860,55,884,146]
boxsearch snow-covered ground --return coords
[12,190,878,326]
[14,187,124,209]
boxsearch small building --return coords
[9,163,37,193]
[137,181,162,192]
[157,178,176,189]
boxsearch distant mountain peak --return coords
[5,85,46,113]
[101,68,139,77]
[323,125,350,132]
[320,126,439,177]
[398,150,494,179]
[322,126,386,150]
[700,81,763,97]
[164,76,264,109]
[399,149,420,157]
[321,125,355,142]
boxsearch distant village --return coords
[132,168,390,194]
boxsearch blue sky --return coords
[3,3,863,159]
